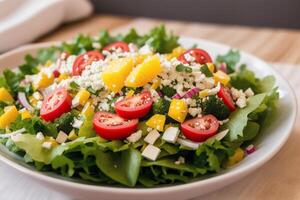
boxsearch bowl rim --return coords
[0,37,297,194]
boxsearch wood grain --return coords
[34,15,300,200]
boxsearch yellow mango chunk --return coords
[125,55,162,88]
[213,70,230,86]
[151,78,161,90]
[33,73,54,89]
[226,148,245,167]
[81,102,94,118]
[0,87,14,103]
[102,57,135,93]
[206,63,215,73]
[20,110,32,120]
[0,106,19,128]
[146,114,166,132]
[166,46,186,60]
[168,99,188,123]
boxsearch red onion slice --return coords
[172,93,181,99]
[219,62,227,73]
[18,92,34,112]
[183,87,200,98]
[246,144,256,155]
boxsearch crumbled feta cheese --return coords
[56,131,68,144]
[11,133,22,142]
[139,44,153,54]
[141,144,161,161]
[245,88,254,97]
[128,43,138,52]
[175,156,185,165]
[92,42,101,49]
[231,87,244,100]
[144,130,160,145]
[127,130,142,143]
[188,107,202,117]
[162,127,179,143]
[42,141,52,149]
[184,53,195,62]
[72,118,83,129]
[236,96,247,108]
[177,138,201,150]
[36,132,45,141]
[33,92,42,100]
[36,101,43,109]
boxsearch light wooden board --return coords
[3,15,298,200]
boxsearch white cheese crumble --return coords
[245,88,254,97]
[162,127,179,143]
[42,141,52,149]
[144,129,160,145]
[141,144,161,161]
[72,118,83,129]
[36,132,45,141]
[127,130,142,143]
[236,95,247,108]
[56,131,68,144]
[175,156,185,165]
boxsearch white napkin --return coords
[0,0,93,53]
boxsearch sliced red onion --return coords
[219,62,227,73]
[183,87,200,98]
[246,144,256,155]
[18,92,34,112]
[157,91,163,97]
[172,93,181,99]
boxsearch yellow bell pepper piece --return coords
[75,89,90,106]
[68,129,78,141]
[81,102,94,118]
[33,73,54,89]
[0,87,14,103]
[168,99,188,123]
[58,73,69,82]
[151,78,161,90]
[125,55,162,88]
[135,53,152,64]
[45,136,58,147]
[146,114,166,132]
[0,106,19,128]
[20,110,32,120]
[213,70,230,86]
[166,46,186,60]
[226,148,245,167]
[126,90,135,98]
[102,57,135,93]
[206,63,215,73]
[29,96,38,106]
[199,89,209,98]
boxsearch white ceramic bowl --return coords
[0,37,296,200]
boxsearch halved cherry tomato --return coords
[40,88,72,121]
[178,48,212,64]
[181,114,219,142]
[103,41,130,52]
[93,111,138,140]
[217,86,236,111]
[72,50,104,76]
[115,91,153,119]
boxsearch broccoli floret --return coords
[152,98,170,114]
[201,95,230,120]
[161,86,176,98]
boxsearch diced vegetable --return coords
[151,78,161,90]
[0,106,19,128]
[226,148,244,167]
[146,114,166,132]
[74,89,90,106]
[213,70,230,85]
[166,46,186,60]
[20,110,32,120]
[81,102,94,118]
[0,87,14,103]
[168,99,188,123]
[33,73,54,89]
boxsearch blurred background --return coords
[91,0,300,29]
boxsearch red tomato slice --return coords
[93,111,138,140]
[181,114,219,142]
[115,91,153,119]
[178,48,212,64]
[103,41,130,52]
[72,50,104,76]
[40,88,72,121]
[217,86,236,111]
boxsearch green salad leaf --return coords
[216,49,240,73]
[78,116,96,138]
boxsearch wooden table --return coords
[37,15,300,200]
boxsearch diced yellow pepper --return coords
[206,63,215,73]
[58,73,69,82]
[81,102,94,118]
[33,73,54,89]
[0,87,14,103]
[226,148,245,167]
[213,70,230,86]
[29,96,38,106]
[126,90,135,98]
[168,99,188,123]
[75,89,90,106]
[135,53,152,64]
[102,57,135,93]
[0,106,19,128]
[166,46,186,60]
[20,110,32,120]
[146,114,166,132]
[68,129,78,141]
[151,78,161,90]
[45,136,58,147]
[125,55,162,88]
[199,89,209,98]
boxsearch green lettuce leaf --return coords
[78,115,96,138]
[216,49,240,73]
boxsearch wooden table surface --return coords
[36,15,300,200]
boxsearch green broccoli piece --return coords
[152,98,170,114]
[201,95,230,120]
[161,86,176,98]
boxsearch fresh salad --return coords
[0,26,279,187]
